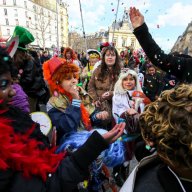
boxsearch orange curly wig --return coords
[63,47,77,60]
[43,57,92,131]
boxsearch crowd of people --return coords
[0,6,192,192]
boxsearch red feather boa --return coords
[0,116,66,181]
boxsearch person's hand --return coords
[169,80,175,86]
[102,123,125,144]
[101,91,110,100]
[96,111,109,120]
[68,85,80,100]
[94,100,101,107]
[126,108,138,115]
[129,7,144,29]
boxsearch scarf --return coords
[49,90,92,131]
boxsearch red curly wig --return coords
[43,57,92,131]
[63,47,77,60]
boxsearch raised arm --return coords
[129,7,192,83]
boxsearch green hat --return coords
[13,26,35,51]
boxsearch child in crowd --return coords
[113,69,150,124]
[43,57,111,144]
[0,47,125,192]
[143,64,164,101]
[81,49,101,91]
[112,69,150,186]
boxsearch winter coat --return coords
[10,83,30,113]
[88,65,118,102]
[47,90,106,144]
[120,154,192,192]
[112,92,145,123]
[19,59,46,98]
[134,23,192,83]
[143,73,164,101]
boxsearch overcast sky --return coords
[63,0,192,52]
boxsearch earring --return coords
[145,145,151,150]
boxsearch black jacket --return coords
[134,157,192,192]
[19,59,45,98]
[0,107,109,192]
[134,23,192,83]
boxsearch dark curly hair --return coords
[140,84,192,169]
[0,47,14,76]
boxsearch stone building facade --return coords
[69,8,140,53]
[0,0,69,50]
[171,21,192,56]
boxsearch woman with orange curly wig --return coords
[63,47,80,67]
[43,57,111,145]
[121,84,192,192]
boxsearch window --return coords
[3,0,6,5]
[49,35,51,41]
[7,29,10,35]
[40,8,43,15]
[14,9,18,17]
[26,21,29,27]
[113,38,117,47]
[33,5,36,12]
[4,8,7,16]
[24,1,27,8]
[13,0,16,5]
[15,19,19,25]
[25,11,28,17]
[131,38,135,48]
[34,15,37,21]
[122,38,126,47]
[5,18,9,25]
[36,32,38,38]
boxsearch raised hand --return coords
[68,85,80,100]
[102,123,125,144]
[129,7,144,29]
[101,91,110,100]
[96,111,109,120]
